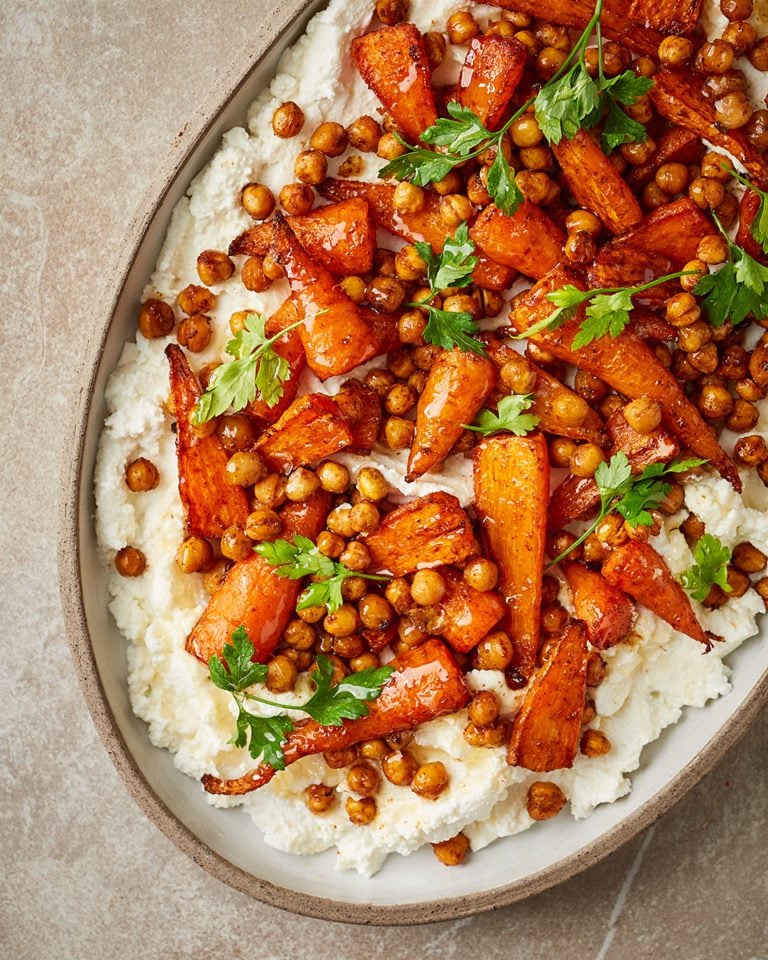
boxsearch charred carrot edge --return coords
[736,191,768,265]
[601,540,715,649]
[561,561,635,650]
[507,621,589,772]
[185,491,331,665]
[474,433,550,678]
[254,393,353,472]
[407,348,496,481]
[165,345,249,539]
[202,638,470,795]
[469,201,565,279]
[458,34,527,130]
[286,197,376,276]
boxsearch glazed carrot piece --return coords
[407,348,496,481]
[474,434,549,679]
[602,541,715,650]
[254,393,353,472]
[651,69,768,187]
[510,266,741,489]
[481,335,606,446]
[351,24,437,143]
[263,296,299,337]
[165,345,249,539]
[561,562,635,650]
[438,568,506,654]
[626,127,705,189]
[332,380,382,454]
[230,217,378,379]
[469,201,565,279]
[185,491,331,666]
[363,493,477,577]
[318,179,516,291]
[202,638,470,795]
[552,130,643,235]
[736,191,768,265]
[286,198,376,276]
[245,326,306,424]
[507,621,588,772]
[630,307,676,343]
[458,34,527,130]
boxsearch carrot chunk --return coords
[438,568,506,654]
[469,201,565,279]
[254,393,353,472]
[561,561,635,650]
[458,34,527,130]
[286,198,376,276]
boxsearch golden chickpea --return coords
[570,443,605,478]
[726,398,759,432]
[393,181,425,215]
[666,292,700,328]
[586,652,607,688]
[565,209,601,237]
[680,259,708,292]
[245,507,282,542]
[346,795,377,825]
[395,246,427,284]
[317,531,345,560]
[513,28,538,55]
[327,505,356,538]
[516,169,555,203]
[463,557,498,593]
[314,460,349,495]
[263,253,284,280]
[548,437,576,468]
[397,310,427,346]
[138,298,174,339]
[252,474,287,510]
[464,721,507,747]
[412,761,449,800]
[377,131,407,160]
[115,546,146,577]
[755,577,768,605]
[655,163,689,195]
[715,91,753,129]
[540,603,568,637]
[196,249,234,286]
[536,45,568,80]
[216,414,256,453]
[284,467,320,502]
[272,100,304,138]
[337,154,363,179]
[347,762,380,798]
[749,344,768,386]
[359,593,394,631]
[125,457,159,492]
[382,749,419,786]
[474,631,514,671]
[564,230,596,267]
[297,604,326,625]
[308,121,346,157]
[581,729,612,758]
[346,114,381,152]
[339,541,371,572]
[364,369,396,399]
[432,833,470,866]
[734,435,768,466]
[695,234,729,266]
[723,21,757,55]
[177,284,215,316]
[354,739,388,764]
[294,149,328,185]
[658,482,685,515]
[745,109,768,150]
[382,383,414,418]
[357,466,389,502]
[225,451,267,487]
[721,0,753,18]
[595,513,628,546]
[410,570,447,607]
[623,397,662,435]
[176,313,212,353]
[324,604,359,638]
[411,344,439,371]
[658,35,694,67]
[277,183,313,217]
[240,256,271,293]
[698,384,734,420]
[385,578,412,615]
[336,276,365,305]
[306,783,335,814]
[620,137,657,166]
[264,654,297,693]
[241,181,276,220]
[446,10,478,44]
[526,781,567,821]
[681,513,706,543]
[689,176,727,211]
[695,39,736,75]
[500,355,537,394]
[735,378,766,403]
[323,746,357,770]
[732,542,767,574]
[203,559,230,595]
[750,40,768,73]
[283,619,315,651]
[468,690,500,727]
[439,194,473,228]
[551,392,589,426]
[699,152,730,182]
[367,275,406,314]
[348,502,380,536]
[220,525,252,562]
[376,0,409,24]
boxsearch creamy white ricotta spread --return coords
[94,0,768,876]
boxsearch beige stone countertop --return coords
[2,0,767,955]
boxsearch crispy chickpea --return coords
[727,567,752,598]
[468,690,500,727]
[196,249,235,286]
[732,542,767,574]
[384,415,414,449]
[411,761,449,800]
[680,259,708,292]
[220,525,252,562]
[346,796,377,825]
[393,180,425,216]
[284,467,320,503]
[734,434,768,466]
[382,749,418,786]
[265,654,297,693]
[228,310,250,335]
[411,343,439,371]
[395,245,427,283]
[357,466,389,502]
[572,371,607,404]
[323,604,359,638]
[464,721,506,748]
[620,137,656,166]
[398,310,428,345]
[549,437,576,469]
[364,369,396,398]
[755,577,768,606]
[327,505,356,538]
[337,154,364,178]
[658,482,685,515]
[385,578,412,615]
[297,603,326,625]
[306,783,335,814]
[550,392,589,426]
[346,114,381,151]
[138,298,174,339]
[570,443,605,478]
[562,228,596,267]
[695,40,735,75]
[347,502,379,536]
[749,36,768,70]
[359,594,394,631]
[177,284,215,316]
[176,313,212,353]
[203,559,229,595]
[541,603,569,636]
[726,398,759,432]
[347,762,380,798]
[700,152,731,182]
[446,10,478,44]
[474,631,514,670]
[272,100,304,138]
[595,513,628,546]
[337,275,365,304]
[655,162,689,195]
[745,109,768,150]
[643,182,670,210]
[324,746,358,769]
[216,414,255,453]
[599,394,625,418]
[586,652,607,688]
[115,546,145,577]
[736,378,766,402]
[384,382,416,416]
[721,0,753,18]
[439,193,474,228]
[526,781,567,821]
[516,169,556,203]
[463,557,498,592]
[410,570,447,607]
[284,619,316,651]
[698,384,734,420]
[125,457,159,492]
[695,234,730,266]
[240,256,271,293]
[252,473,287,509]
[581,729,612,758]
[240,181,275,220]
[294,149,328,185]
[278,183,313,216]
[749,344,768,386]
[339,541,371,572]
[681,513,706,543]
[367,275,406,314]
[314,460,349,495]
[716,191,739,228]
[536,45,568,80]
[357,739,389,764]
[500,355,537,394]
[376,0,409,23]
[623,397,662,435]
[432,833,470,866]
[317,530,345,559]
[308,121,346,157]
[263,253,284,279]
[666,292,700,328]
[508,116,542,152]
[224,451,266,488]
[377,131,407,160]
[420,30,445,69]
[245,507,282,542]
[723,21,757,56]
[715,91,753,129]
[689,177,726,209]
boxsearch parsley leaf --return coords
[571,288,635,348]
[208,626,268,693]
[420,102,493,155]
[695,216,768,327]
[378,141,457,187]
[255,536,389,613]
[681,533,732,603]
[193,313,303,423]
[233,712,294,768]
[302,656,395,726]
[600,96,648,153]
[422,306,486,355]
[486,146,524,216]
[536,59,602,144]
[414,222,478,291]
[464,394,540,436]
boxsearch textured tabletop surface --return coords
[2,1,767,956]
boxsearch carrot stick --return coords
[254,394,353,472]
[286,198,376,276]
[458,34,527,130]
[469,201,565,279]
[438,568,506,654]
[561,561,635,650]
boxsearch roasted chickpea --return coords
[698,384,734,420]
[383,415,414,449]
[595,513,628,546]
[745,109,768,150]
[695,234,730,267]
[284,467,320,503]
[383,382,416,416]
[749,36,768,70]
[223,451,265,488]
[658,482,685,515]
[307,121,346,157]
[658,35,695,67]
[755,576,768,605]
[278,182,313,216]
[240,181,276,220]
[620,137,657,166]
[526,781,567,821]
[346,796,377,825]
[689,176,726,210]
[283,619,315,652]
[264,654,296,693]
[432,833,470,866]
[356,739,388,764]
[581,729,612,758]
[749,344,768,386]
[599,394,625,418]
[240,256,271,293]
[220,525,252,562]
[468,690,500,727]
[721,0,753,18]
[115,546,146,577]
[411,761,449,799]
[382,749,419,786]
[736,378,766,402]
[397,309,427,345]
[700,152,731,182]
[695,39,735,75]
[516,169,556,203]
[723,21,757,56]
[410,570,447,607]
[680,259,708,292]
[463,721,506,748]
[339,541,371,572]
[395,246,427,284]
[551,392,589,426]
[463,557,498,592]
[500,354,537,394]
[376,0,409,24]
[548,437,576,469]
[216,414,256,453]
[623,397,662,435]
[377,131,407,160]
[536,44,568,80]
[570,443,605,478]
[359,594,394,632]
[715,91,753,129]
[655,162,689,195]
[573,371,608,403]
[540,603,569,637]
[317,531,344,560]
[272,100,304,138]
[228,310,250,335]
[125,457,159,492]
[734,434,768,466]
[731,542,767,574]
[177,284,215,316]
[446,10,479,44]
[297,604,326,625]
[347,762,380,798]
[138,298,174,339]
[439,193,474,227]
[327,505,356,538]
[726,398,759,432]
[294,148,328,185]
[196,249,234,286]
[385,578,412,615]
[323,604,360,639]
[346,114,381,151]
[666,292,700,328]
[263,253,284,280]
[393,180,425,216]
[313,459,348,495]
[562,229,596,267]
[357,466,389,502]
[252,473,287,509]
[367,275,406,314]
[203,559,229,595]
[245,507,282,542]
[474,631,514,670]
[306,783,335,814]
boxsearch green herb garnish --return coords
[694,214,768,328]
[681,534,732,602]
[464,394,540,437]
[723,164,768,254]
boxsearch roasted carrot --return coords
[458,34,527,130]
[318,179,516,291]
[165,345,249,539]
[626,127,705,189]
[474,434,550,678]
[602,540,715,649]
[230,217,378,379]
[185,491,331,666]
[332,380,382,454]
[363,493,477,576]
[469,201,565,279]
[510,266,741,489]
[630,307,676,343]
[438,568,506,654]
[736,190,768,265]
[552,130,643,235]
[286,198,376,276]
[263,296,299,337]
[407,347,496,480]
[481,335,607,446]
[245,326,306,424]
[561,562,635,650]
[507,621,588,772]
[351,23,438,143]
[651,69,768,187]
[202,638,470,795]
[254,393,353,472]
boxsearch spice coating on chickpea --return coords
[272,101,304,138]
[115,546,146,577]
[411,761,449,799]
[432,833,470,866]
[125,457,159,492]
[526,782,567,821]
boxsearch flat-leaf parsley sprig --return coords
[379,0,651,214]
[209,627,394,767]
[255,535,390,613]
[409,223,486,355]
[517,271,694,346]
[723,164,768,254]
[463,394,540,437]
[681,533,732,603]
[193,312,304,423]
[549,452,706,567]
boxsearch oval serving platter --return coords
[58,0,768,925]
